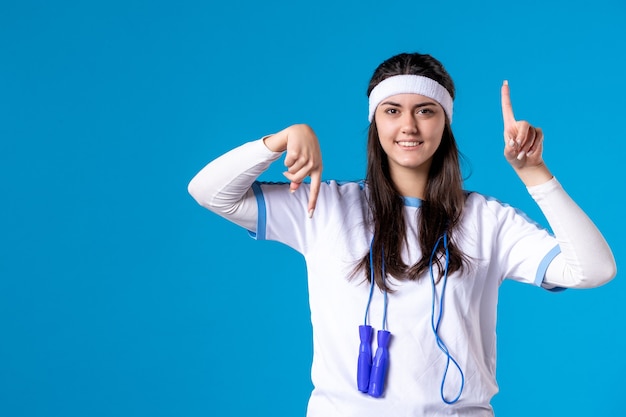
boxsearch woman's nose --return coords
[401,113,418,134]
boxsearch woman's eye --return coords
[417,108,435,115]
[385,108,398,114]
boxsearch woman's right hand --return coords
[264,124,323,217]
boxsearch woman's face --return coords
[375,93,446,177]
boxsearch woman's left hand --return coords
[501,81,554,186]
[501,81,545,169]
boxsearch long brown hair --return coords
[357,52,468,291]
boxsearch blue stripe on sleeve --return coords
[534,245,562,287]
[248,182,267,241]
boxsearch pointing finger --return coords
[307,168,322,218]
[501,80,517,129]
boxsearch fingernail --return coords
[516,151,526,160]
[290,189,296,194]
[504,80,509,86]
[508,139,516,148]
[526,150,534,157]
[308,209,314,218]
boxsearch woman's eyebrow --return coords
[379,100,437,108]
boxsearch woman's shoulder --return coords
[465,190,513,209]
[317,180,369,206]
[463,190,538,225]
[257,179,365,190]
[256,179,368,211]
[323,179,367,192]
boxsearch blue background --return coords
[1,0,624,416]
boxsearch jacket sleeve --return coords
[528,177,617,289]
[187,138,283,232]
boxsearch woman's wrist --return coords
[514,162,553,187]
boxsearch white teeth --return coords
[397,141,421,146]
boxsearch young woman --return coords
[188,52,616,416]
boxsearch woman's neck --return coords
[389,165,430,199]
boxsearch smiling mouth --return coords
[396,141,423,147]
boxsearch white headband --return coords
[368,74,453,123]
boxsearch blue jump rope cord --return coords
[363,234,464,403]
[429,232,465,404]
[364,241,388,331]
[363,243,376,326]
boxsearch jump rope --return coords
[357,231,465,403]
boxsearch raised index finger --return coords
[501,80,516,129]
